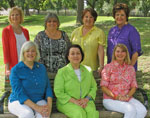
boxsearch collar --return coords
[112,61,126,68]
[18,61,40,69]
[79,25,96,37]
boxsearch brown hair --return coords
[9,7,24,24]
[112,44,130,64]
[82,8,98,22]
[113,3,130,21]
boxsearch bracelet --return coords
[86,96,92,101]
[113,94,118,100]
[126,94,129,98]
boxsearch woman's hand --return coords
[6,70,10,76]
[34,104,50,117]
[116,95,129,101]
[78,98,89,108]
[69,98,81,106]
[97,67,103,76]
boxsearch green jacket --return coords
[54,63,97,105]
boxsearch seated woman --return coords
[8,41,53,118]
[54,44,99,118]
[100,44,147,118]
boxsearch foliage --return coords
[138,0,150,16]
[102,1,113,16]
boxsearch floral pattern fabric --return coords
[100,61,138,99]
[34,31,71,73]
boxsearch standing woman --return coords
[71,8,106,74]
[34,13,71,79]
[2,7,30,77]
[107,3,142,71]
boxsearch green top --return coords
[54,63,97,105]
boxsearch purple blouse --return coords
[107,23,142,71]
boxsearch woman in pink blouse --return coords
[101,44,147,118]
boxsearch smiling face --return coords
[68,47,82,66]
[115,10,127,28]
[46,18,58,30]
[82,11,95,28]
[24,46,37,63]
[10,10,21,25]
[114,47,127,64]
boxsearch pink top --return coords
[100,61,138,99]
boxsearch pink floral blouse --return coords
[100,61,138,99]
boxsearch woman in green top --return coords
[54,44,99,118]
[71,8,106,74]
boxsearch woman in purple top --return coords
[107,3,142,71]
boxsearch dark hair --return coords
[82,8,98,22]
[66,44,84,64]
[113,3,130,21]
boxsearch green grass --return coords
[0,15,150,105]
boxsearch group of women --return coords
[2,3,147,118]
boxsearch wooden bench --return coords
[0,71,150,118]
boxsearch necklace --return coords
[45,29,61,39]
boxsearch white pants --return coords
[103,98,147,118]
[8,100,49,118]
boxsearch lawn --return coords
[0,15,150,105]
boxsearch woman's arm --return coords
[101,86,115,99]
[127,87,136,98]
[5,63,10,76]
[98,45,105,73]
[47,97,52,116]
[131,52,138,66]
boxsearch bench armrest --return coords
[136,88,149,109]
[0,91,11,114]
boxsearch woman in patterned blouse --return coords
[34,13,71,79]
[100,44,147,118]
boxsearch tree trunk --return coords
[114,0,118,6]
[37,9,40,14]
[65,7,67,16]
[25,4,30,16]
[76,0,84,24]
[7,0,15,8]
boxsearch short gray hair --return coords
[20,41,40,62]
[44,13,60,29]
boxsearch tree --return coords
[76,0,84,24]
[86,0,98,9]
[0,0,9,9]
[139,0,150,16]
[7,0,15,8]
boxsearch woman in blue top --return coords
[8,41,53,118]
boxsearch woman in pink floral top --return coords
[101,44,147,118]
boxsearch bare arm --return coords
[98,45,105,73]
[131,52,138,66]
[101,86,114,99]
[127,87,136,97]
[5,63,10,76]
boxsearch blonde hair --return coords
[9,7,24,24]
[112,44,130,64]
[20,41,40,62]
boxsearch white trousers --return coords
[8,100,49,118]
[103,98,147,118]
